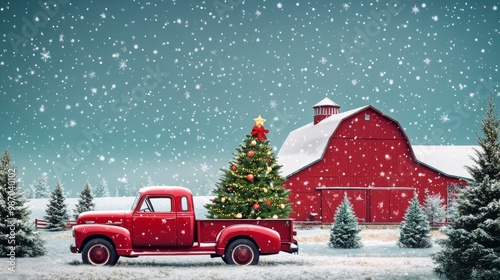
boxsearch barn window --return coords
[365,114,370,120]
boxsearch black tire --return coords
[81,238,118,266]
[224,238,259,266]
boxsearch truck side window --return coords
[181,196,189,212]
[148,197,172,212]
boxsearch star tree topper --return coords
[252,115,269,141]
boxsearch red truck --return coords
[70,186,298,266]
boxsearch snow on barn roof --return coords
[277,105,370,177]
[412,145,477,180]
[277,105,478,180]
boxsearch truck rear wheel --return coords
[225,238,259,265]
[82,238,118,266]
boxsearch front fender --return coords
[216,224,281,255]
[73,224,133,256]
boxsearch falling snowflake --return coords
[91,88,98,94]
[255,10,262,17]
[112,52,120,59]
[40,51,51,62]
[184,91,190,100]
[119,60,128,70]
[423,58,431,65]
[319,57,327,64]
[200,163,209,172]
[432,15,439,21]
[440,113,450,123]
[342,3,350,10]
[39,105,45,112]
[88,71,96,79]
[100,12,106,19]
[270,100,278,108]
[411,5,420,14]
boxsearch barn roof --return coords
[277,105,477,180]
[277,105,370,177]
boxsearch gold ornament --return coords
[267,166,272,172]
[221,197,226,203]
[236,213,242,219]
[280,204,285,209]
[253,115,266,127]
[272,214,278,219]
[263,187,268,193]
[251,140,257,146]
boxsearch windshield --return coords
[130,192,141,211]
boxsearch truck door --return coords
[132,196,177,248]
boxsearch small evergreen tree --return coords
[146,176,154,187]
[73,181,95,219]
[397,193,432,248]
[94,177,110,197]
[423,193,447,225]
[34,172,50,198]
[328,192,362,249]
[205,116,291,219]
[0,150,45,257]
[44,181,70,231]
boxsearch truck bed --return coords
[197,219,295,244]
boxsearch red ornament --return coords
[231,165,237,171]
[266,201,271,207]
[247,150,255,157]
[251,125,269,141]
[253,203,260,210]
[227,187,233,192]
[247,174,254,181]
[212,198,217,203]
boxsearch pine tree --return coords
[328,192,362,249]
[397,193,432,248]
[205,116,292,219]
[146,176,154,187]
[0,150,45,257]
[34,172,50,198]
[44,181,70,231]
[433,97,500,280]
[423,193,447,225]
[94,177,110,197]
[73,181,95,219]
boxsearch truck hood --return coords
[77,210,131,226]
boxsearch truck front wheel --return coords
[225,238,259,265]
[82,238,118,266]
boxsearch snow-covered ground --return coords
[6,197,446,280]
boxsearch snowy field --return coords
[5,197,446,280]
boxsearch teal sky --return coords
[1,0,499,196]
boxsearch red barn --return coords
[277,98,476,224]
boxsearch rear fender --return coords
[216,224,281,255]
[73,224,133,256]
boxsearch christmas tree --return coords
[73,181,95,219]
[433,97,500,279]
[44,181,70,231]
[328,192,362,249]
[397,193,432,248]
[0,150,45,257]
[205,115,291,219]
